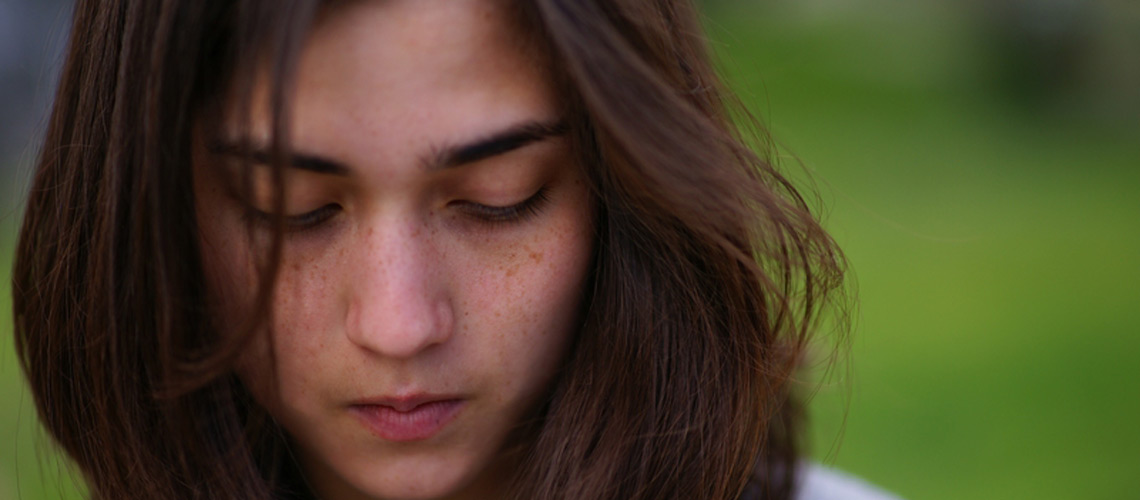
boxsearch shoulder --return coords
[794,463,903,500]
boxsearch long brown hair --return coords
[12,1,846,499]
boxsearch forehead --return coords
[238,0,556,165]
[303,0,538,88]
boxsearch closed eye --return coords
[246,203,342,232]
[452,187,549,225]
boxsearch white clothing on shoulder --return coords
[795,463,902,500]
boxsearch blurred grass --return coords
[706,2,1140,500]
[2,2,1139,499]
[1,208,86,500]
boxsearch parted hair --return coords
[12,1,846,499]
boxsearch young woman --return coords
[12,1,889,499]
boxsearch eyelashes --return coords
[244,203,341,232]
[243,187,550,233]
[450,187,550,226]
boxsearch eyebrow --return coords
[430,119,568,170]
[210,118,568,176]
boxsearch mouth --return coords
[349,396,465,442]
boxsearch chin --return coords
[312,449,495,500]
[358,483,463,500]
[349,475,479,500]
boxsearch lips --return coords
[349,397,465,442]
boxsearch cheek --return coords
[483,241,587,328]
[247,250,345,397]
[273,255,340,335]
[463,205,595,381]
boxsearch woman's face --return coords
[194,1,594,499]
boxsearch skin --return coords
[193,1,594,499]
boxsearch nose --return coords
[345,217,453,359]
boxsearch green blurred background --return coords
[2,1,1138,499]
